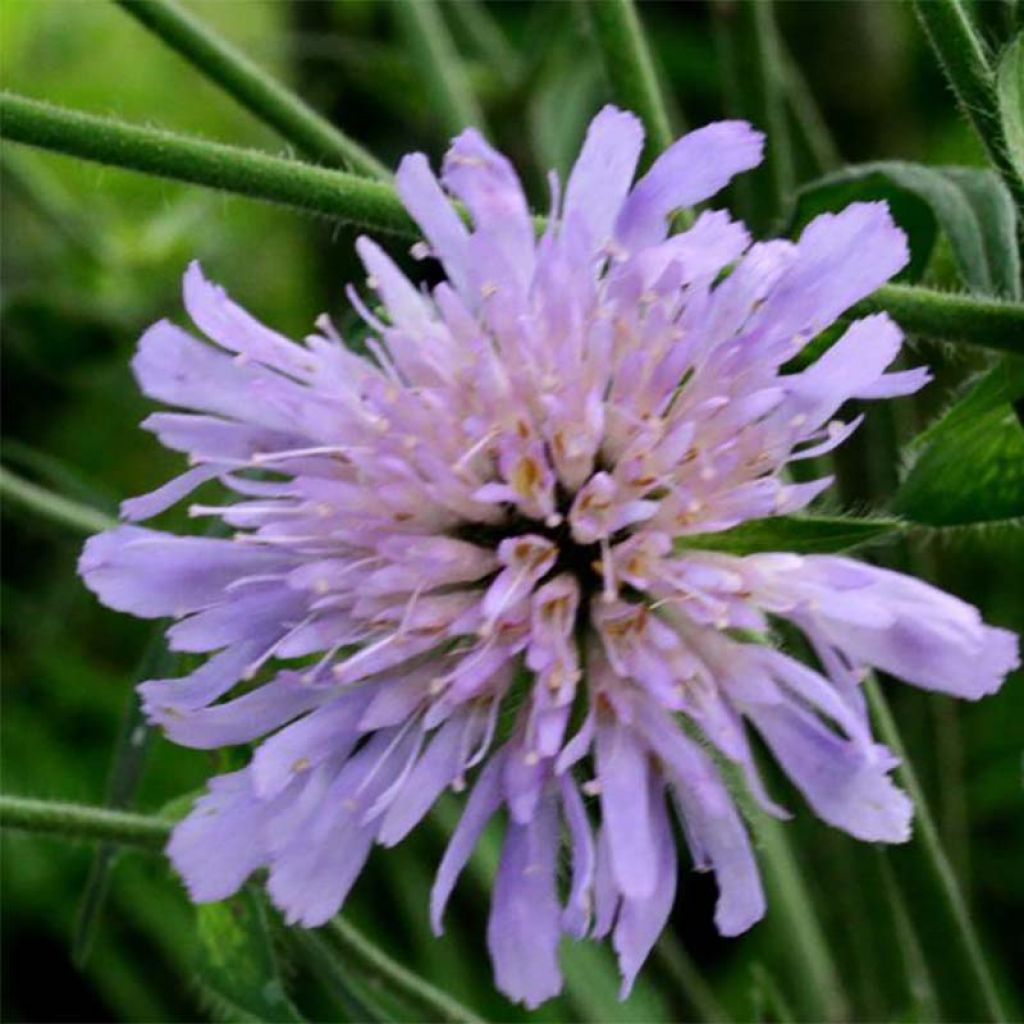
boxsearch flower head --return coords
[80,107,1019,1007]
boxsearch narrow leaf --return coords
[677,515,904,556]
[997,32,1024,184]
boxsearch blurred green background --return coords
[2,2,1022,1021]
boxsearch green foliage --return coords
[893,359,1024,527]
[679,514,904,556]
[1,2,1022,1023]
[997,32,1024,186]
[791,162,1020,297]
[195,890,304,1023]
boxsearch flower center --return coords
[454,482,619,602]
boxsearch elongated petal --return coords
[378,715,466,846]
[616,121,764,250]
[487,793,563,1008]
[560,775,596,938]
[637,704,765,936]
[748,699,912,843]
[168,770,270,902]
[564,105,644,247]
[79,526,287,618]
[431,753,504,934]
[596,721,657,899]
[761,202,909,343]
[153,673,324,750]
[183,260,317,378]
[613,778,676,997]
[395,152,471,294]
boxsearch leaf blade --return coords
[195,890,305,1024]
[676,515,904,556]
[891,359,1024,527]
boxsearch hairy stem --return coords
[1,794,485,1022]
[912,0,1024,212]
[0,794,171,849]
[0,92,415,236]
[854,282,1024,355]
[4,94,1023,353]
[114,0,389,179]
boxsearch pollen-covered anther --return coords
[510,456,543,499]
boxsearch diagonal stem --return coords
[865,679,1007,1022]
[1,465,117,536]
[3,93,1024,355]
[394,0,484,136]
[325,918,485,1024]
[585,0,675,165]
[912,0,1024,213]
[114,0,389,179]
[0,92,415,236]
[711,0,794,235]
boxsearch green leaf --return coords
[997,32,1024,186]
[891,358,1024,527]
[195,889,305,1023]
[676,515,904,556]
[791,161,1021,298]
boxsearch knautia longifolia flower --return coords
[80,107,1019,1006]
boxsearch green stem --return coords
[0,465,117,535]
[114,0,388,179]
[2,793,486,1022]
[874,849,941,1021]
[854,283,1024,355]
[711,0,794,235]
[586,0,675,165]
[0,92,415,236]
[865,679,1007,1022]
[912,0,1024,212]
[325,918,485,1024]
[394,0,485,136]
[0,794,171,849]
[4,94,1024,354]
[780,42,841,175]
[754,813,848,1021]
[653,933,731,1023]
[445,0,521,89]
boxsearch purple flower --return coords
[79,107,1019,1008]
